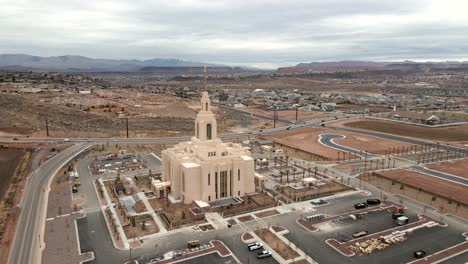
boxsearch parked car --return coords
[366,199,381,205]
[392,212,405,219]
[187,240,200,248]
[396,216,409,226]
[354,202,368,209]
[72,186,78,193]
[414,250,426,258]
[13,138,18,140]
[257,250,272,259]
[352,231,368,238]
[64,138,70,142]
[247,242,263,251]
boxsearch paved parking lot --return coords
[281,198,467,264]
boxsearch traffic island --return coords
[254,228,300,260]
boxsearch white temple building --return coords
[160,67,255,204]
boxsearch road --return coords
[318,134,379,159]
[328,125,468,153]
[319,133,468,186]
[407,165,468,186]
[8,143,92,264]
[0,116,338,145]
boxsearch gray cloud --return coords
[0,0,467,68]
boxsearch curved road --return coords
[328,125,468,153]
[319,134,379,159]
[8,143,92,264]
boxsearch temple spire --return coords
[203,65,207,92]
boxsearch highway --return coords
[8,143,92,264]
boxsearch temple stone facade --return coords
[161,91,255,204]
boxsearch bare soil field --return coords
[0,149,25,198]
[426,159,468,179]
[254,228,300,260]
[0,91,258,137]
[341,119,468,141]
[375,170,468,205]
[264,127,411,160]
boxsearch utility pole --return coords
[45,116,49,137]
[125,117,129,138]
[273,109,277,128]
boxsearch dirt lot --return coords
[264,127,411,159]
[254,228,300,260]
[0,149,25,198]
[371,170,468,205]
[426,159,468,179]
[342,119,468,141]
[0,92,258,137]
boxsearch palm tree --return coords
[314,167,318,177]
[292,167,297,180]
[302,169,305,179]
[285,156,289,166]
[286,170,290,183]
[279,171,284,183]
[274,156,277,167]
[308,167,311,177]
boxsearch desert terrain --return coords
[0,91,263,138]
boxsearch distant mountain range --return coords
[278,60,468,73]
[0,54,224,72]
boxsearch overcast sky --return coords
[1,0,468,68]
